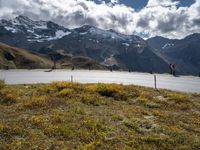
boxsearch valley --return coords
[0,16,200,75]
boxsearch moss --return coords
[193,115,200,126]
[0,123,27,139]
[78,141,101,150]
[0,80,5,90]
[80,94,107,106]
[50,81,82,92]
[44,124,75,139]
[140,134,171,148]
[167,93,190,103]
[57,88,75,97]
[30,115,48,128]
[82,118,109,139]
[137,96,149,104]
[50,113,65,124]
[23,95,49,109]
[92,84,128,101]
[0,82,199,149]
[0,89,17,105]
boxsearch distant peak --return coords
[184,33,200,39]
[107,29,117,33]
[81,25,98,30]
[15,15,32,21]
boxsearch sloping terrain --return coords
[147,34,200,75]
[0,43,105,70]
[1,16,199,74]
[0,81,200,149]
[0,16,169,73]
[114,46,169,73]
[55,54,106,70]
[0,43,53,69]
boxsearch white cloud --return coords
[147,0,179,7]
[0,0,200,39]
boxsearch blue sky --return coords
[94,0,195,9]
[126,0,195,8]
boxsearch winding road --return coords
[0,69,200,93]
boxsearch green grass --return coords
[0,43,53,69]
[0,81,200,149]
[0,43,105,70]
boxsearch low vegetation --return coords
[0,81,200,149]
[0,43,105,70]
[0,43,53,69]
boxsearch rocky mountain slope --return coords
[147,34,200,75]
[1,15,199,75]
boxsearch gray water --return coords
[0,69,200,93]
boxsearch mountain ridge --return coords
[0,15,199,75]
[147,33,200,75]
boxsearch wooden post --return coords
[71,75,73,83]
[154,75,157,89]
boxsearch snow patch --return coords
[80,32,88,35]
[27,30,71,42]
[45,30,71,41]
[4,27,18,33]
[122,43,130,47]
[33,24,47,29]
[162,43,174,49]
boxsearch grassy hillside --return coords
[58,55,106,70]
[0,43,105,70]
[0,81,200,149]
[0,43,53,69]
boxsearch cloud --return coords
[0,0,199,39]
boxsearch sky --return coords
[0,0,199,39]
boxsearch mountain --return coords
[0,42,53,69]
[0,15,71,42]
[0,42,105,70]
[0,16,170,73]
[147,33,200,75]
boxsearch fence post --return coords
[154,75,157,89]
[71,75,73,83]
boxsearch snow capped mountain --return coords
[0,15,171,74]
[0,15,199,75]
[0,16,145,47]
[73,25,144,45]
[0,16,147,45]
[0,15,71,42]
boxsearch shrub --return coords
[50,113,64,124]
[0,80,5,90]
[137,96,149,104]
[0,123,27,139]
[123,120,138,131]
[57,88,74,97]
[82,118,108,139]
[78,141,100,150]
[44,125,74,139]
[23,95,49,109]
[88,84,128,101]
[80,94,106,106]
[49,81,81,92]
[0,93,16,105]
[0,89,17,105]
[30,115,48,128]
[193,115,200,126]
[168,93,190,103]
[140,134,169,147]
